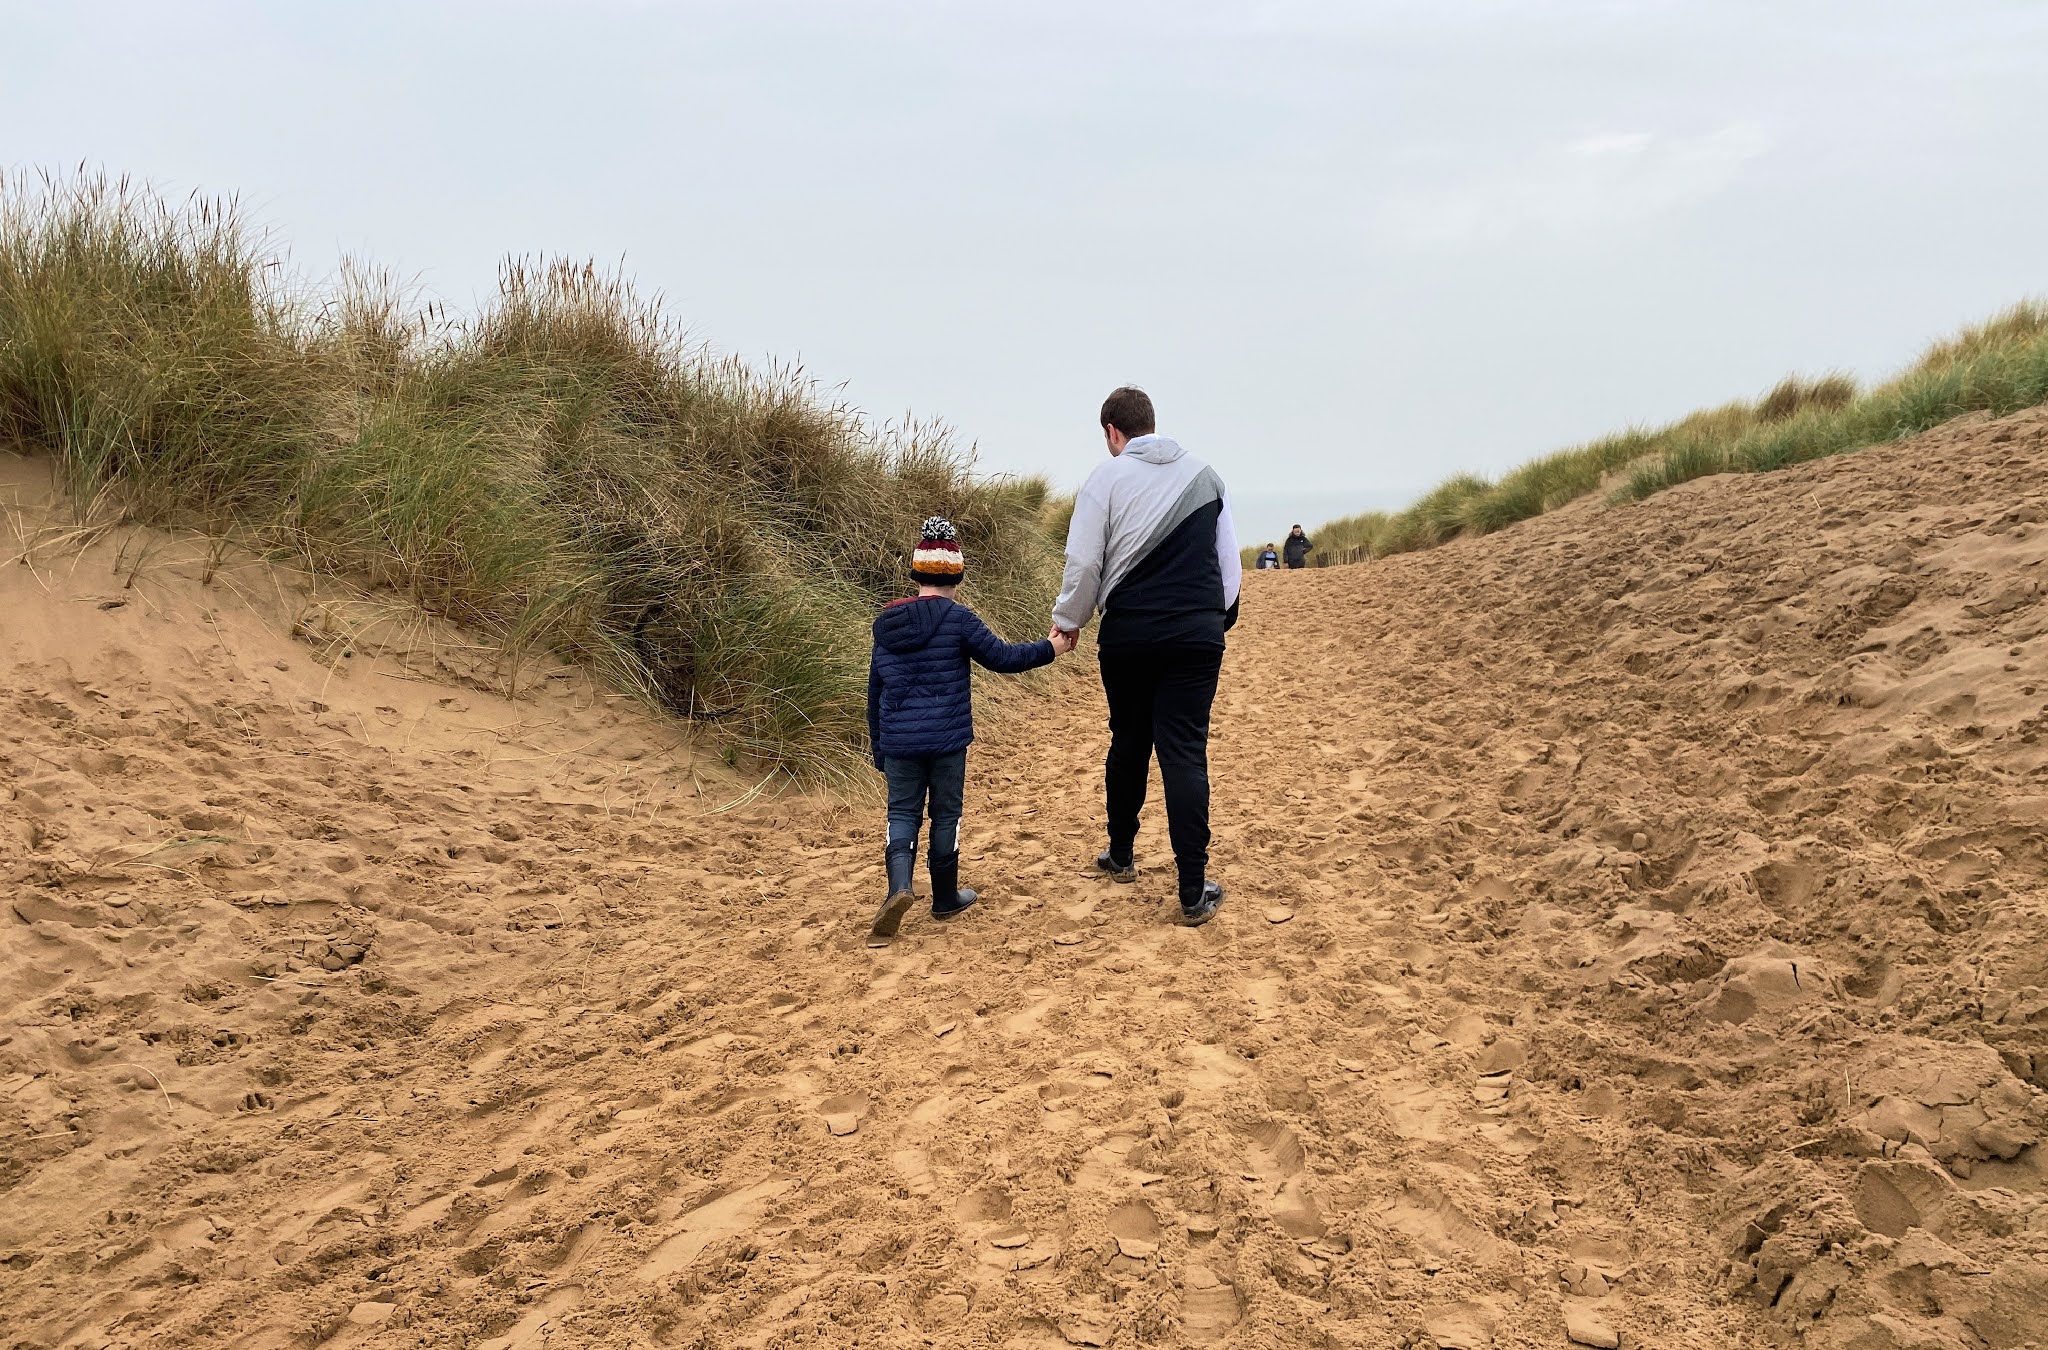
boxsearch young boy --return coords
[866,516,1073,946]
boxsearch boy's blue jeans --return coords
[883,751,966,893]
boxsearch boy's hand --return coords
[1049,628,1077,656]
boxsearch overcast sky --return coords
[8,1,2046,542]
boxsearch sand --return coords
[3,407,2046,1349]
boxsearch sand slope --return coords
[3,410,2047,1350]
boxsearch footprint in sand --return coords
[1072,1133,1148,1190]
[864,955,928,1001]
[1381,1072,1457,1142]
[956,1185,1022,1269]
[891,1146,938,1196]
[889,1094,955,1197]
[675,1030,742,1058]
[466,1172,560,1242]
[1422,1302,1500,1350]
[1036,1079,1086,1132]
[475,1284,583,1350]
[817,1092,867,1137]
[1244,1120,1304,1182]
[1379,1179,1508,1271]
[954,1183,1057,1272]
[1184,1043,1251,1096]
[1475,1117,1543,1155]
[1049,920,1090,948]
[634,1179,792,1282]
[395,1190,459,1235]
[1244,976,1285,1022]
[1242,1121,1323,1238]
[983,1225,1059,1274]
[311,1298,407,1348]
[1107,1199,1162,1261]
[1002,992,1056,1037]
[1184,1207,1224,1247]
[1181,1264,1243,1343]
[529,1223,602,1274]
[462,1024,528,1073]
[955,1185,1013,1224]
[1053,1307,1117,1347]
[247,1177,386,1260]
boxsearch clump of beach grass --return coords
[0,171,1059,785]
[1622,302,2048,501]
[1284,300,2048,567]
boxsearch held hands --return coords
[1047,626,1079,656]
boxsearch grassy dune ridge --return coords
[1287,303,2048,567]
[0,173,1061,784]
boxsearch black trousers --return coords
[1098,643,1223,902]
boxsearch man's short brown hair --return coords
[1099,386,1156,439]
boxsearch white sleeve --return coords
[1215,490,1242,609]
[1051,471,1110,631]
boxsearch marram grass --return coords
[1275,302,2048,568]
[0,172,1060,785]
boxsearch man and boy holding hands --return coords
[865,386,1241,946]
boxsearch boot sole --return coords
[866,889,916,947]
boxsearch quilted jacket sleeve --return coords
[960,609,1055,674]
[866,649,885,770]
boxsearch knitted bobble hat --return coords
[911,515,965,586]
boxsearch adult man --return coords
[1282,524,1313,570]
[1051,386,1241,926]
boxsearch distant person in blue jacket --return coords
[865,516,1073,946]
[1256,543,1280,570]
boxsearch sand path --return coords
[5,410,2048,1348]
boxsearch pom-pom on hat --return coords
[911,515,965,586]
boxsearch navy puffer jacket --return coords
[867,596,1054,766]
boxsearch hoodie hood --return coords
[874,595,955,653]
[1123,434,1185,465]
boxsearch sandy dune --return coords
[4,409,2047,1349]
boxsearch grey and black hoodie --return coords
[1052,435,1242,649]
